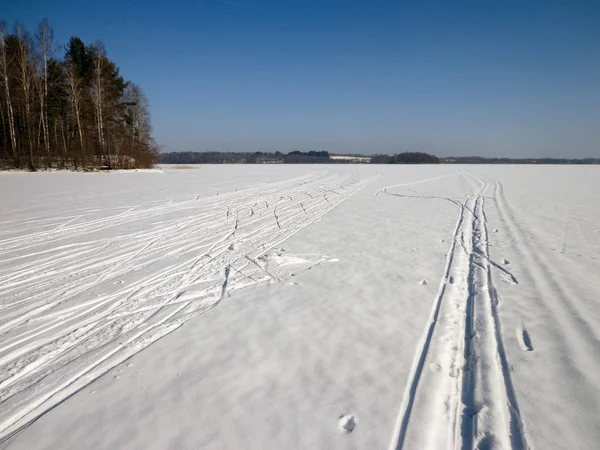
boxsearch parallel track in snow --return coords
[385,171,528,450]
[0,170,378,442]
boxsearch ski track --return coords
[0,170,378,441]
[385,170,529,450]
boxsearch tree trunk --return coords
[15,25,35,170]
[91,43,107,167]
[37,20,53,169]
[59,116,68,167]
[65,63,86,168]
[0,26,19,166]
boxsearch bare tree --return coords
[0,22,18,165]
[124,83,152,152]
[64,62,86,167]
[89,41,106,165]
[58,116,68,166]
[14,24,36,169]
[36,19,53,167]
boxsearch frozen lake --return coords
[1,165,599,449]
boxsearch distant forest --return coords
[371,152,441,164]
[160,151,443,164]
[160,151,332,164]
[0,20,159,170]
[161,151,600,165]
[441,156,600,164]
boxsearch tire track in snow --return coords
[384,171,528,450]
[0,170,378,442]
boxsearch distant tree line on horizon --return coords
[159,150,599,166]
[370,152,441,164]
[160,150,332,164]
[441,156,600,164]
[159,151,445,165]
[0,19,159,170]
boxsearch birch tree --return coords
[36,19,53,166]
[89,41,106,165]
[14,24,36,169]
[64,62,86,166]
[0,22,18,165]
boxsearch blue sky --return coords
[4,0,600,157]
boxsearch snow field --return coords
[0,169,377,439]
[0,165,599,449]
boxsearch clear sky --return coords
[4,0,600,157]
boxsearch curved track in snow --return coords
[385,170,528,450]
[0,170,378,441]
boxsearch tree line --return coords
[0,19,158,170]
[371,152,441,164]
[160,151,445,165]
[160,150,332,164]
[441,156,600,164]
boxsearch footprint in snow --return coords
[429,363,441,372]
[476,433,501,449]
[338,415,356,433]
[518,326,534,351]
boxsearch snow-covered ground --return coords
[0,165,599,449]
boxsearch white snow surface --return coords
[1,165,599,449]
